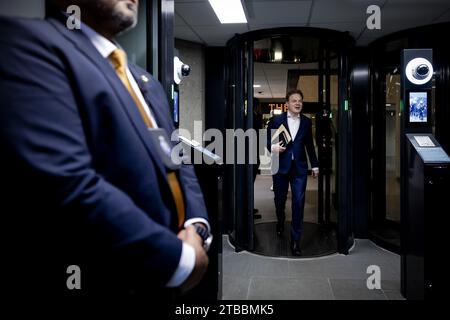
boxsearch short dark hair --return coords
[286,89,304,101]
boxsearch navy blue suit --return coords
[267,113,319,242]
[0,16,207,296]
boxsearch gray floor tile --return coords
[383,290,406,300]
[348,241,400,266]
[246,255,289,277]
[288,259,329,278]
[222,253,251,277]
[247,277,334,300]
[381,280,401,291]
[288,256,375,280]
[221,216,402,300]
[313,251,399,281]
[221,275,251,300]
[329,279,387,300]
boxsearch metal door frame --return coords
[226,28,354,254]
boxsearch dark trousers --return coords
[273,162,308,242]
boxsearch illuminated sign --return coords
[268,103,288,112]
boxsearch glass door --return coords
[225,36,254,251]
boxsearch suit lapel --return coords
[128,66,171,133]
[47,17,167,178]
[282,113,292,138]
[295,114,307,142]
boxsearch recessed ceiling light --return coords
[253,84,261,88]
[274,50,283,61]
[208,0,247,24]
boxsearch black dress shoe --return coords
[276,224,284,237]
[291,241,302,256]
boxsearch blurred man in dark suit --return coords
[0,0,211,298]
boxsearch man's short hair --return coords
[286,89,304,101]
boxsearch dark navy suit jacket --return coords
[0,16,207,295]
[267,112,319,176]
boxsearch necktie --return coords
[109,48,185,229]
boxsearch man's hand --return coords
[177,225,209,294]
[271,141,286,153]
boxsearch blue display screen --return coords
[409,91,427,123]
[173,91,179,123]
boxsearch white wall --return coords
[0,0,45,18]
[175,39,205,142]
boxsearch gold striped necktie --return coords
[109,48,185,229]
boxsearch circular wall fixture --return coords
[405,57,433,85]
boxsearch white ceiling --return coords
[175,0,450,47]
[175,0,449,99]
[254,62,319,98]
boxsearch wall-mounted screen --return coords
[173,90,179,123]
[409,91,428,123]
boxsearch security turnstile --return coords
[402,134,450,299]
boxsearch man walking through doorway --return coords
[267,89,319,256]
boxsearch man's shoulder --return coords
[0,15,44,26]
[0,17,70,61]
[0,16,54,41]
[301,114,312,124]
[271,113,285,123]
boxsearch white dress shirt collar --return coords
[287,110,301,142]
[81,22,117,58]
[287,110,300,119]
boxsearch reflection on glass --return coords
[330,74,338,224]
[385,73,400,222]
